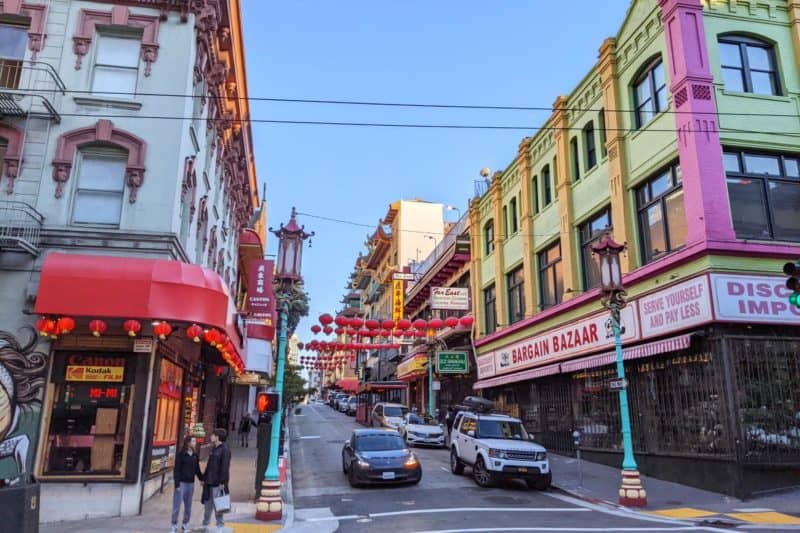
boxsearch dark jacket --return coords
[201,442,231,503]
[173,450,202,488]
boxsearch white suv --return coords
[450,410,551,489]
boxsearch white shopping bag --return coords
[213,486,231,514]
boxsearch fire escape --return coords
[0,59,65,256]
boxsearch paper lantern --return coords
[334,315,349,327]
[381,319,395,330]
[204,328,222,346]
[186,323,203,342]
[297,342,305,349]
[89,319,107,337]
[153,321,172,340]
[319,313,334,325]
[380,329,391,337]
[365,319,380,330]
[397,319,412,330]
[311,325,322,334]
[445,316,459,328]
[123,319,142,337]
[36,317,56,337]
[334,328,344,336]
[412,319,427,330]
[428,318,444,329]
[459,316,474,328]
[415,330,426,337]
[56,317,75,336]
[349,317,364,328]
[323,326,333,335]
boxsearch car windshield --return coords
[478,419,529,440]
[348,398,356,404]
[384,406,408,417]
[355,434,405,451]
[407,414,434,425]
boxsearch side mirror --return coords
[528,434,535,441]
[467,430,475,437]
[344,440,351,448]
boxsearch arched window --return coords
[483,219,495,255]
[718,35,780,96]
[633,57,667,128]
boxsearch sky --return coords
[241,0,631,340]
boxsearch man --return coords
[238,414,252,447]
[202,429,231,532]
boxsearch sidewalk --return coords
[39,433,284,533]
[550,452,800,527]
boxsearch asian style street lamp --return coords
[256,207,314,521]
[591,230,647,507]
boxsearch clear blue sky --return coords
[241,0,631,339]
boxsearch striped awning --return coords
[473,362,561,390]
[561,333,693,373]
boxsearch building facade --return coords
[0,0,263,521]
[469,0,800,498]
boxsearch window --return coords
[506,266,525,324]
[633,59,667,128]
[579,209,611,290]
[484,220,495,255]
[719,36,780,96]
[542,165,552,206]
[149,359,183,474]
[72,151,127,225]
[598,109,607,157]
[538,242,563,309]
[483,284,497,334]
[636,163,686,263]
[0,24,27,89]
[531,176,539,214]
[92,34,140,98]
[584,122,597,170]
[724,150,800,241]
[509,197,518,234]
[570,137,581,181]
[502,205,509,237]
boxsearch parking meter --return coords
[572,430,583,488]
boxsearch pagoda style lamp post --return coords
[591,230,647,507]
[256,207,313,521]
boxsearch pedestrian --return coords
[170,436,203,533]
[201,428,232,532]
[238,414,252,447]
[446,405,455,437]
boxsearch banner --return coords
[431,287,470,310]
[392,279,404,321]
[711,273,800,323]
[247,259,274,318]
[66,365,125,382]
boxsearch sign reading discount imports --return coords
[66,365,125,382]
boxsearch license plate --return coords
[382,471,396,480]
[517,467,528,473]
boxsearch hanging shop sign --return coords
[638,275,712,338]
[710,273,800,323]
[436,351,469,374]
[392,272,415,281]
[65,364,125,382]
[397,354,428,379]
[133,338,154,353]
[248,259,274,318]
[476,354,496,380]
[430,287,470,311]
[392,279,404,321]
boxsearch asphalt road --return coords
[287,402,743,533]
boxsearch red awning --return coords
[35,252,242,355]
[336,377,359,392]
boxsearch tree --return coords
[269,363,306,404]
[284,286,309,334]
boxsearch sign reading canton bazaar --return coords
[431,287,470,310]
[247,259,274,318]
[392,279,404,321]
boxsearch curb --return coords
[551,483,624,510]
[279,412,295,532]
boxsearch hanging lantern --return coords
[445,316,459,328]
[459,316,474,328]
[380,329,391,337]
[297,342,305,349]
[415,330,426,337]
[204,328,222,346]
[380,319,394,330]
[412,319,427,330]
[217,334,230,351]
[319,313,334,326]
[311,325,322,334]
[345,327,356,336]
[56,317,75,336]
[349,317,364,328]
[89,319,107,337]
[334,315,349,327]
[36,317,56,337]
[123,319,142,337]
[334,328,344,336]
[429,318,444,330]
[323,326,333,335]
[365,319,380,330]
[186,323,203,342]
[153,321,172,341]
[397,319,412,330]
[403,331,414,338]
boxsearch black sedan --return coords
[342,429,422,487]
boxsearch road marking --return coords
[732,508,774,512]
[648,508,719,519]
[306,514,360,522]
[727,511,800,525]
[411,528,722,533]
[297,435,320,440]
[439,466,449,472]
[303,507,590,523]
[227,523,282,533]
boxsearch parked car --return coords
[450,400,551,490]
[370,403,409,430]
[338,395,353,413]
[398,413,446,447]
[341,429,422,487]
[345,396,359,416]
[332,393,347,409]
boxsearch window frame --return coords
[583,122,597,171]
[509,197,518,234]
[91,32,141,99]
[570,137,581,181]
[636,162,685,264]
[538,241,563,310]
[542,165,552,206]
[718,35,781,96]
[502,205,509,238]
[598,109,607,158]
[506,265,525,325]
[70,148,128,227]
[483,283,497,335]
[633,58,667,129]
[483,219,495,255]
[531,175,539,214]
[579,208,611,290]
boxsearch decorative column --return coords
[789,3,800,84]
[468,200,485,336]
[658,0,736,245]
[552,96,580,299]
[516,138,538,317]
[598,38,636,274]
[490,173,508,328]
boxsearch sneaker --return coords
[181,524,190,532]
[169,527,177,533]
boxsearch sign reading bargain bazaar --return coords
[486,306,639,377]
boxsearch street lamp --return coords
[446,205,461,219]
[424,235,438,259]
[256,207,314,521]
[591,230,646,507]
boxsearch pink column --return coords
[658,0,736,244]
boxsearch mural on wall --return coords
[0,327,47,484]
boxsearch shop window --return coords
[538,241,563,309]
[509,197,518,234]
[506,266,525,325]
[542,165,552,206]
[483,283,497,335]
[148,358,184,475]
[483,219,495,255]
[570,137,580,181]
[531,175,539,214]
[723,150,800,242]
[583,121,597,171]
[636,162,686,264]
[42,353,136,477]
[92,34,140,98]
[72,150,127,226]
[0,24,27,89]
[579,208,611,290]
[598,108,607,157]
[633,58,667,128]
[718,35,780,96]
[572,366,621,450]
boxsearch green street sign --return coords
[436,351,469,374]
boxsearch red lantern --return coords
[380,329,391,337]
[358,328,370,337]
[216,334,230,351]
[459,316,474,328]
[319,313,334,326]
[186,323,203,342]
[36,317,56,337]
[323,326,333,335]
[89,319,107,337]
[334,328,344,336]
[345,328,356,336]
[429,318,444,330]
[334,315,349,327]
[55,317,75,336]
[123,319,142,337]
[153,321,172,340]
[403,331,414,338]
[297,342,305,349]
[445,316,459,328]
[204,328,222,346]
[365,319,380,330]
[412,319,427,330]
[397,319,412,330]
[349,318,364,328]
[311,325,322,334]
[380,319,394,330]
[415,330,426,337]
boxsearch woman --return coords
[170,436,203,533]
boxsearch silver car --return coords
[371,402,409,430]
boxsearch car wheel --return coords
[473,456,496,488]
[450,449,465,475]
[347,466,360,488]
[342,455,348,474]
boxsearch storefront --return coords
[474,272,800,498]
[355,382,406,426]
[397,353,428,413]
[32,253,246,522]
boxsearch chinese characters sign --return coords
[248,259,274,319]
[392,279,404,321]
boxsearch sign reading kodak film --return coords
[392,279,404,321]
[66,365,125,382]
